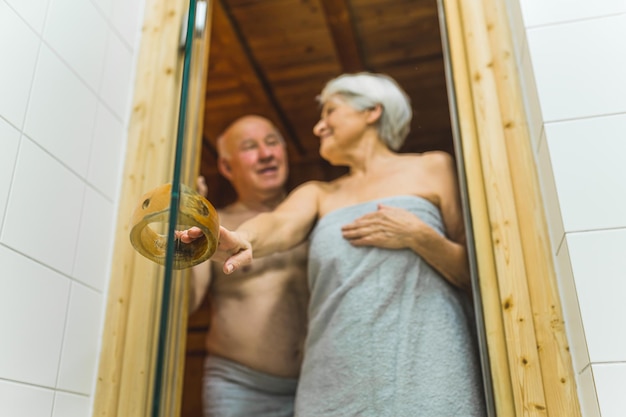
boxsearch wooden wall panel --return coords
[482,1,582,415]
[442,0,582,415]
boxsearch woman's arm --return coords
[188,258,212,312]
[430,151,470,289]
[237,181,321,257]
[341,152,470,290]
[190,181,322,274]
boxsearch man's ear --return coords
[218,157,233,181]
[366,104,383,124]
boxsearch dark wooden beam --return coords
[202,133,217,159]
[318,0,366,72]
[216,0,307,155]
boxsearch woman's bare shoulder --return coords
[283,180,333,208]
[395,150,454,171]
[293,177,347,194]
[401,150,453,162]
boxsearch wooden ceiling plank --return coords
[216,0,307,155]
[318,0,366,72]
[202,134,218,159]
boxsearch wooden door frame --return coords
[92,0,211,416]
[93,0,582,416]
[440,0,581,415]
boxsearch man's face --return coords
[220,118,289,197]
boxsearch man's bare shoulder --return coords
[216,203,257,229]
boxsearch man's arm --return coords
[188,258,212,313]
[188,175,212,313]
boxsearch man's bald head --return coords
[215,115,289,204]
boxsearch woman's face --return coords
[313,95,371,163]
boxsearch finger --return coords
[177,227,203,243]
[342,226,367,239]
[188,226,204,238]
[224,262,235,274]
[223,250,252,274]
[178,232,192,244]
[345,236,374,247]
[342,216,377,231]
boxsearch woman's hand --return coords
[176,225,252,274]
[341,204,422,250]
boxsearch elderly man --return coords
[188,115,309,417]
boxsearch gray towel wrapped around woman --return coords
[295,196,486,417]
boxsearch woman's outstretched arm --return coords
[180,181,322,274]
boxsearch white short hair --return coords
[317,72,412,151]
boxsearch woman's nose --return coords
[313,120,324,137]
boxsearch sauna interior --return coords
[182,0,459,415]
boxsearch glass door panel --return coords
[152,1,211,416]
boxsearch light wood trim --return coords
[93,0,189,415]
[440,0,515,415]
[482,1,582,415]
[443,0,582,415]
[459,1,547,414]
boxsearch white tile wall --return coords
[44,0,109,91]
[0,380,55,417]
[593,363,626,417]
[566,229,626,364]
[72,187,116,291]
[56,282,103,394]
[88,104,125,200]
[92,0,114,18]
[0,0,144,415]
[507,1,626,416]
[520,0,626,27]
[526,14,626,123]
[545,114,626,232]
[0,118,20,226]
[24,46,97,177]
[4,0,50,35]
[1,138,85,275]
[52,391,91,417]
[0,2,40,128]
[0,245,70,387]
[100,31,135,119]
[111,0,145,48]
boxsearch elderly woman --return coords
[181,72,486,416]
